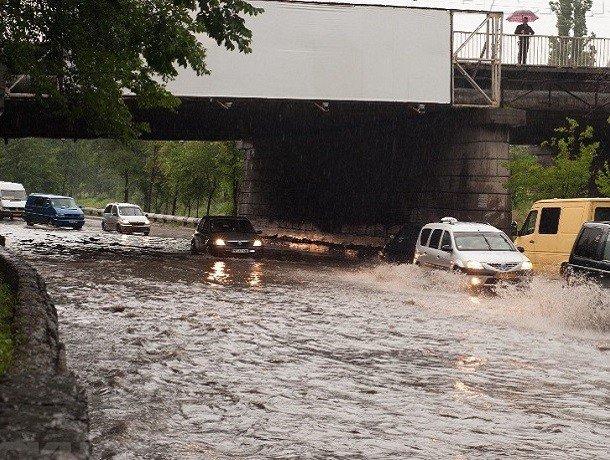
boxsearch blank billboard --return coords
[166,1,452,104]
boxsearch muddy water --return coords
[1,220,609,459]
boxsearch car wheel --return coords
[143,230,150,236]
[73,225,83,231]
[26,221,34,227]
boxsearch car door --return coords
[437,230,454,269]
[570,225,607,282]
[517,209,539,265]
[424,229,444,268]
[103,205,112,226]
[109,205,119,227]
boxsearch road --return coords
[1,219,609,459]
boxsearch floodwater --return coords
[1,219,609,459]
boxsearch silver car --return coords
[102,203,151,235]
[414,217,533,286]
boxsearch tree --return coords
[506,118,606,221]
[1,1,262,139]
[549,0,595,65]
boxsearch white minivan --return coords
[0,181,27,218]
[414,217,533,286]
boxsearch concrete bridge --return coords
[1,1,609,236]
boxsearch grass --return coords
[0,282,15,377]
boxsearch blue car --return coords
[24,194,85,230]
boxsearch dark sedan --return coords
[190,216,263,256]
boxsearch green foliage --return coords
[507,118,604,221]
[0,283,15,377]
[0,138,244,216]
[596,163,610,197]
[549,0,593,36]
[0,1,263,139]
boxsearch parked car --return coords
[0,181,27,219]
[383,223,422,263]
[564,221,610,288]
[102,203,150,235]
[514,198,610,273]
[191,216,262,256]
[414,217,532,286]
[23,194,85,230]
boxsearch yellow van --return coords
[514,198,610,272]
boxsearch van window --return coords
[574,227,604,260]
[539,207,561,234]
[594,207,610,221]
[33,197,45,207]
[428,229,443,248]
[419,228,432,246]
[440,231,452,249]
[104,205,112,213]
[520,210,538,236]
[603,235,610,262]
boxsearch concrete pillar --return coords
[412,109,525,232]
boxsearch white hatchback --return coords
[414,217,533,286]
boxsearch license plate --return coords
[232,249,250,254]
[497,273,517,280]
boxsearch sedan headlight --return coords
[119,219,130,225]
[214,238,226,246]
[466,260,484,270]
[252,239,262,247]
[521,260,533,270]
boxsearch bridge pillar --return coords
[423,109,526,231]
[237,108,525,237]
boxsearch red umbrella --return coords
[507,10,539,22]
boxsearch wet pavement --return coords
[1,219,609,459]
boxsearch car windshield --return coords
[454,232,515,251]
[119,206,143,216]
[1,189,26,201]
[51,198,77,208]
[210,219,255,233]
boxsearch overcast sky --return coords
[316,0,610,37]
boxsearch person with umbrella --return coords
[508,10,538,65]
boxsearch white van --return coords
[0,181,28,218]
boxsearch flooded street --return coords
[1,219,609,459]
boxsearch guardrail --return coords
[83,207,200,227]
[454,31,610,68]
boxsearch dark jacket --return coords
[515,24,534,36]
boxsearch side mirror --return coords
[441,244,453,252]
[517,246,525,253]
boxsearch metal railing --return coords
[454,31,610,68]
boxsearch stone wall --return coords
[0,248,90,458]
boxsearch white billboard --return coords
[166,1,452,104]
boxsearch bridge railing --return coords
[454,31,610,68]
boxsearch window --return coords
[594,207,610,222]
[603,235,610,262]
[33,197,45,207]
[539,207,561,234]
[197,218,209,232]
[111,205,118,216]
[454,232,515,252]
[419,228,432,246]
[440,231,452,250]
[574,227,604,260]
[428,229,443,248]
[210,218,254,233]
[104,205,112,213]
[118,206,143,216]
[520,210,538,236]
